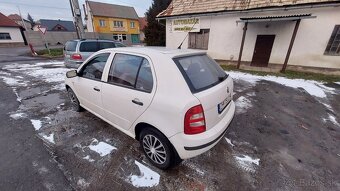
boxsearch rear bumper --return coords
[64,60,83,68]
[170,100,235,159]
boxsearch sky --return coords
[0,0,152,21]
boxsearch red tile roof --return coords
[0,12,20,27]
[138,17,147,30]
[8,14,22,21]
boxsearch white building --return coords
[0,12,25,47]
[157,0,340,73]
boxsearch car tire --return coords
[67,88,82,112]
[140,127,182,169]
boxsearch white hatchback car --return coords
[65,47,235,169]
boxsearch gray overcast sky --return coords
[0,0,152,21]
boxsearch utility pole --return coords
[69,0,85,39]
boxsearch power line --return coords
[0,1,70,10]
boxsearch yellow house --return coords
[86,1,140,44]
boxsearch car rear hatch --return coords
[174,54,233,131]
[64,40,78,61]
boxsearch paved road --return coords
[0,80,72,190]
[0,48,339,191]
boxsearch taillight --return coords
[184,104,206,135]
[71,53,82,60]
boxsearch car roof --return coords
[67,39,120,43]
[103,47,206,58]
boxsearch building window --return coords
[99,20,106,27]
[325,25,340,55]
[130,21,135,28]
[113,34,127,41]
[0,33,11,40]
[188,29,210,50]
[113,21,123,28]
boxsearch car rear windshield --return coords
[65,41,77,51]
[174,54,228,93]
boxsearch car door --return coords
[101,53,156,130]
[73,53,111,116]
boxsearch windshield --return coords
[174,54,228,93]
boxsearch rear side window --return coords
[108,53,153,93]
[80,53,110,80]
[115,42,126,47]
[99,42,115,50]
[79,42,98,52]
[65,41,77,51]
[174,54,227,93]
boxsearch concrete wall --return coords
[23,31,105,46]
[166,6,340,69]
[0,27,24,43]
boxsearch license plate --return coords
[218,97,231,114]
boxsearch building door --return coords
[131,34,140,44]
[188,29,210,50]
[251,35,275,67]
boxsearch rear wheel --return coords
[140,128,181,169]
[67,88,82,112]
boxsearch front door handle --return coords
[93,87,100,92]
[132,98,143,106]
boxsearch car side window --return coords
[136,59,153,93]
[79,42,98,52]
[99,42,115,50]
[108,54,143,87]
[80,53,110,81]
[115,43,126,47]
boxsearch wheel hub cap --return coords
[142,134,167,164]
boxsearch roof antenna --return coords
[177,18,198,49]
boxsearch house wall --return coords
[92,16,140,35]
[0,27,24,44]
[166,6,340,69]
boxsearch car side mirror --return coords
[66,70,78,78]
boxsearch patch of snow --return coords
[335,82,340,85]
[52,83,66,91]
[38,166,49,174]
[0,76,27,86]
[9,112,27,120]
[128,161,160,188]
[322,102,333,111]
[227,71,334,98]
[182,161,205,176]
[83,155,95,162]
[13,88,22,102]
[40,133,55,144]
[0,71,11,75]
[328,114,339,127]
[234,154,260,173]
[25,68,70,83]
[235,96,252,114]
[88,139,117,157]
[225,137,235,147]
[30,119,42,130]
[77,178,90,188]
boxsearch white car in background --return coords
[65,47,235,169]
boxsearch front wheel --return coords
[140,128,181,169]
[67,88,82,112]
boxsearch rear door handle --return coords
[132,98,143,106]
[93,87,100,92]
